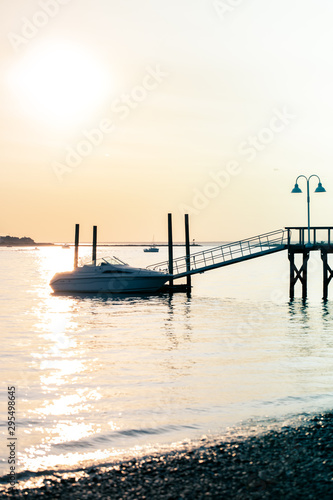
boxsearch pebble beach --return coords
[2,412,333,499]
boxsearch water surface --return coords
[1,245,333,483]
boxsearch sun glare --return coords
[8,42,112,128]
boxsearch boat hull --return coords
[50,271,170,293]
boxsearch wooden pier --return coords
[151,221,333,300]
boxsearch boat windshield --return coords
[81,256,128,267]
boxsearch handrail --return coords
[286,226,333,246]
[285,226,333,229]
[148,229,288,277]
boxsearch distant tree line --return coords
[0,235,35,246]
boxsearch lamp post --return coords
[291,174,326,245]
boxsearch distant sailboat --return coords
[144,236,159,253]
[191,239,201,247]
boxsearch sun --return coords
[8,42,112,129]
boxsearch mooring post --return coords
[168,213,173,287]
[74,224,79,269]
[92,225,97,265]
[184,214,191,290]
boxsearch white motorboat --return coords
[50,256,171,293]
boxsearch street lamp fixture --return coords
[291,174,326,245]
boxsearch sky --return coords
[1,0,333,243]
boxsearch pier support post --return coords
[289,251,295,300]
[321,249,333,300]
[288,249,309,300]
[302,251,309,299]
[184,214,191,291]
[74,224,79,269]
[168,213,173,287]
[92,225,97,264]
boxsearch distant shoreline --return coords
[0,243,54,247]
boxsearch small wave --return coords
[53,424,198,451]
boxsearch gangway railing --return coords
[148,229,288,279]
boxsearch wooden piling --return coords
[322,250,328,301]
[302,251,309,300]
[74,224,79,269]
[184,214,191,290]
[321,249,333,301]
[168,213,173,287]
[92,225,97,264]
[288,250,295,300]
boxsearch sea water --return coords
[1,245,333,485]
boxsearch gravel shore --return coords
[2,412,333,499]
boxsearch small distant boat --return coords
[62,244,70,249]
[191,239,201,247]
[144,244,159,253]
[50,256,170,293]
[144,237,159,253]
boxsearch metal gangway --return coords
[148,229,288,279]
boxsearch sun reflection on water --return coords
[15,247,114,472]
[34,390,102,417]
